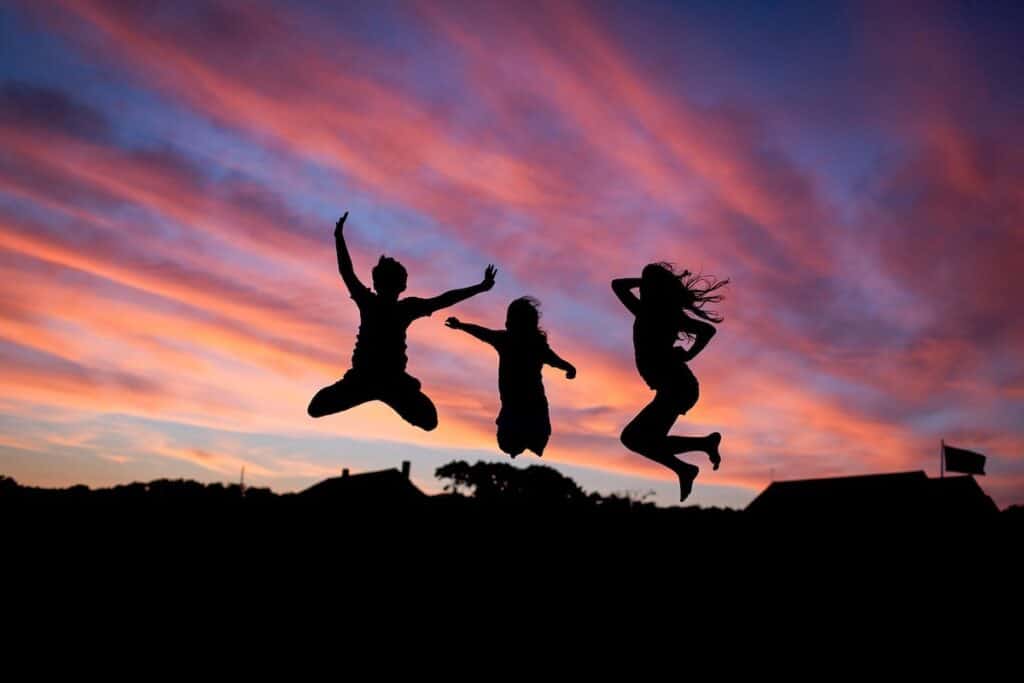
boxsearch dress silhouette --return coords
[308,212,496,430]
[613,263,728,502]
[446,297,575,457]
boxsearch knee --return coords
[308,387,339,418]
[620,422,646,454]
[414,406,438,432]
[307,397,325,418]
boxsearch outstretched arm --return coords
[611,278,642,315]
[334,212,370,300]
[544,347,576,379]
[679,317,716,362]
[423,265,497,314]
[445,317,501,348]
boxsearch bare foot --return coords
[707,432,722,471]
[676,462,699,503]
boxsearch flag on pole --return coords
[943,443,987,475]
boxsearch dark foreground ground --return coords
[4,476,1020,636]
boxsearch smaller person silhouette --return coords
[446,297,575,458]
[308,212,496,430]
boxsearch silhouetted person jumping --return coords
[446,297,575,458]
[613,263,728,502]
[308,212,496,430]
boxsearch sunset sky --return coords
[2,0,1022,509]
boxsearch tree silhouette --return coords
[0,475,17,497]
[435,460,587,506]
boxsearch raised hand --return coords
[334,211,349,237]
[481,264,497,290]
[565,365,577,380]
[445,316,461,329]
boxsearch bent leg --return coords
[664,435,711,455]
[666,432,721,470]
[620,393,699,502]
[657,378,720,468]
[382,386,439,431]
[307,374,374,418]
[620,393,678,461]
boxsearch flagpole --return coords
[940,439,944,479]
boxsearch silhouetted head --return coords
[372,256,407,300]
[640,262,729,335]
[640,262,685,306]
[506,297,546,342]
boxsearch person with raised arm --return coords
[308,211,496,430]
[612,263,728,502]
[446,297,575,458]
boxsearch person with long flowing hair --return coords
[612,263,728,502]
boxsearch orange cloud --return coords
[1,0,1019,508]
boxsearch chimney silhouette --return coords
[342,468,350,478]
[401,461,411,479]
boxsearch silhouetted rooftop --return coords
[746,470,998,518]
[300,460,426,505]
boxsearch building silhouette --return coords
[746,471,998,520]
[299,460,427,507]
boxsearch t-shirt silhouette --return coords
[349,286,433,375]
[492,331,551,412]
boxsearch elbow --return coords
[693,320,716,340]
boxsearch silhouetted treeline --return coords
[3,464,1017,533]
[0,464,734,519]
[5,466,1022,598]
[0,474,277,509]
[0,462,747,553]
